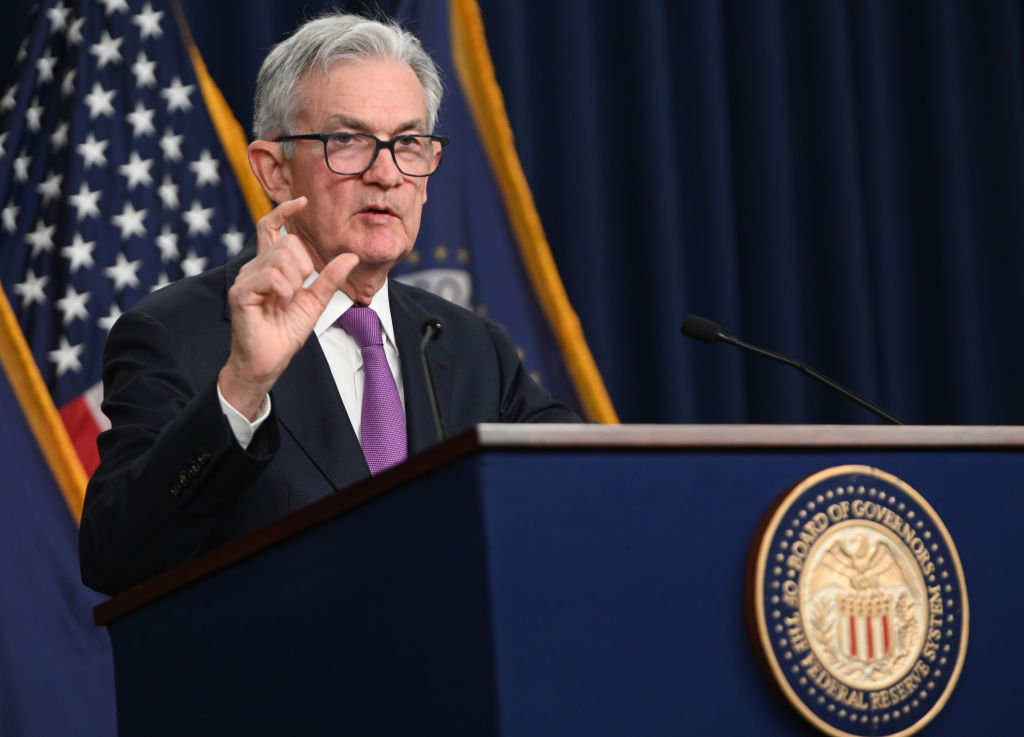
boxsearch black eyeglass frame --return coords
[272,132,450,177]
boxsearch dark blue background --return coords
[5,0,1023,425]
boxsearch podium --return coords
[95,424,1024,736]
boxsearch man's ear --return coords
[248,140,292,203]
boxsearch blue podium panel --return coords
[98,426,1023,737]
[108,459,503,736]
[476,449,1021,736]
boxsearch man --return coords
[79,13,578,596]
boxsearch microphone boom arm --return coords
[681,313,904,425]
[719,331,904,425]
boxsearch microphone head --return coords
[680,314,722,344]
[421,315,444,338]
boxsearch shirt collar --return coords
[311,274,396,349]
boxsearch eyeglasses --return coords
[273,132,450,177]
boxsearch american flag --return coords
[0,0,254,477]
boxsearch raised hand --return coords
[218,197,358,419]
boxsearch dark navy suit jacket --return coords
[80,246,578,594]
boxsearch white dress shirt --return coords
[219,275,404,450]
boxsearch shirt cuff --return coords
[217,384,271,450]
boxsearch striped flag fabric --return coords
[0,0,256,490]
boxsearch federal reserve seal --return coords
[749,465,968,737]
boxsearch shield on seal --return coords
[836,592,895,663]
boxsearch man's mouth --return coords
[360,205,395,217]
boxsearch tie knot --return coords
[338,305,383,348]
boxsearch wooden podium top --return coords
[93,424,1023,625]
[465,422,1024,448]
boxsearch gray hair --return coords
[252,12,443,142]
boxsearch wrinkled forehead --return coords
[290,57,429,132]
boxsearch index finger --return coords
[256,196,308,252]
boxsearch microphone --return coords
[419,315,447,442]
[680,314,904,425]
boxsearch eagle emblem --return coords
[807,534,915,668]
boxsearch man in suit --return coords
[79,13,578,596]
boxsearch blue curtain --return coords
[5,0,1023,424]
[479,0,1024,425]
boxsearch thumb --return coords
[308,252,359,306]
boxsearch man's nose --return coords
[362,145,403,186]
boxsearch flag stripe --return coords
[59,395,102,476]
[0,0,256,511]
[449,0,617,423]
[0,285,86,521]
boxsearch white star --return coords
[180,250,209,277]
[56,284,90,325]
[90,31,124,69]
[182,200,213,235]
[126,102,156,137]
[50,121,69,150]
[160,77,194,113]
[112,202,148,240]
[61,68,76,97]
[133,3,164,39]
[69,182,102,221]
[1,204,18,233]
[15,40,27,63]
[98,303,123,332]
[47,3,72,33]
[100,0,130,15]
[67,17,86,46]
[25,97,44,132]
[36,52,58,83]
[150,273,171,291]
[0,84,17,112]
[222,228,246,256]
[13,154,31,183]
[104,252,142,292]
[159,129,184,161]
[119,151,154,189]
[0,131,6,157]
[49,336,84,378]
[36,171,64,205]
[62,233,96,272]
[25,219,56,257]
[131,52,157,88]
[155,225,179,261]
[77,133,110,169]
[14,269,48,307]
[190,150,221,187]
[157,175,179,210]
[84,81,116,119]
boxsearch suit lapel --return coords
[273,337,370,492]
[390,281,451,455]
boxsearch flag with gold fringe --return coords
[391,0,617,423]
[0,0,264,732]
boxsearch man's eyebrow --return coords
[323,115,428,135]
[324,115,367,131]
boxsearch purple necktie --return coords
[337,306,407,474]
